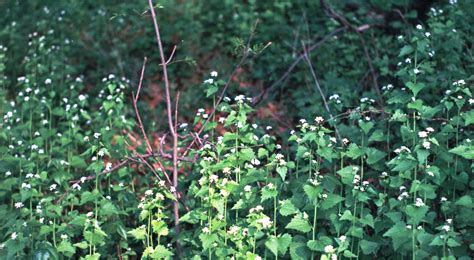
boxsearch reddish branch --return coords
[133,57,154,154]
[148,0,181,251]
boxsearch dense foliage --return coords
[0,0,473,259]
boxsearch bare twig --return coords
[301,40,342,141]
[320,0,384,108]
[133,57,154,154]
[180,21,259,159]
[252,26,347,105]
[148,0,181,251]
[161,45,177,66]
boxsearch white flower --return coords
[11,232,17,240]
[5,171,12,176]
[93,132,101,139]
[209,175,219,183]
[422,141,431,150]
[426,127,435,132]
[469,98,474,105]
[210,71,218,77]
[49,184,57,191]
[416,24,423,30]
[394,146,411,154]
[86,212,94,218]
[78,94,86,101]
[145,190,153,196]
[405,58,412,64]
[72,183,81,190]
[59,160,69,166]
[98,150,105,157]
[39,218,44,224]
[442,225,450,232]
[244,185,252,192]
[15,202,24,208]
[425,32,431,37]
[441,197,447,202]
[45,78,52,84]
[314,116,324,124]
[204,78,214,84]
[227,226,239,235]
[415,198,425,207]
[339,235,347,242]
[324,245,335,254]
[22,183,31,189]
[202,227,210,234]
[418,131,428,138]
[256,215,273,229]
[414,68,421,74]
[61,234,68,240]
[406,225,412,229]
[427,171,434,177]
[223,167,231,174]
[251,158,260,166]
[446,219,452,224]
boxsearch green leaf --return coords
[180,209,207,224]
[206,85,218,97]
[406,82,426,97]
[80,190,101,205]
[447,238,461,247]
[151,245,174,258]
[307,236,332,252]
[303,184,322,201]
[265,234,292,256]
[320,194,344,210]
[346,144,365,159]
[406,205,428,225]
[128,226,147,240]
[366,148,386,165]
[151,220,169,236]
[359,240,379,255]
[199,233,218,250]
[399,45,414,56]
[276,166,288,181]
[279,200,299,216]
[73,241,89,249]
[358,121,374,135]
[368,129,384,142]
[240,148,256,161]
[258,148,268,158]
[57,240,76,257]
[463,110,474,126]
[455,195,473,208]
[261,186,278,202]
[100,202,118,217]
[286,214,312,233]
[449,145,474,159]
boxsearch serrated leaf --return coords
[151,245,174,258]
[455,195,472,208]
[449,145,474,159]
[286,214,312,233]
[276,166,288,181]
[366,148,386,165]
[265,234,292,256]
[279,200,299,216]
[359,240,379,255]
